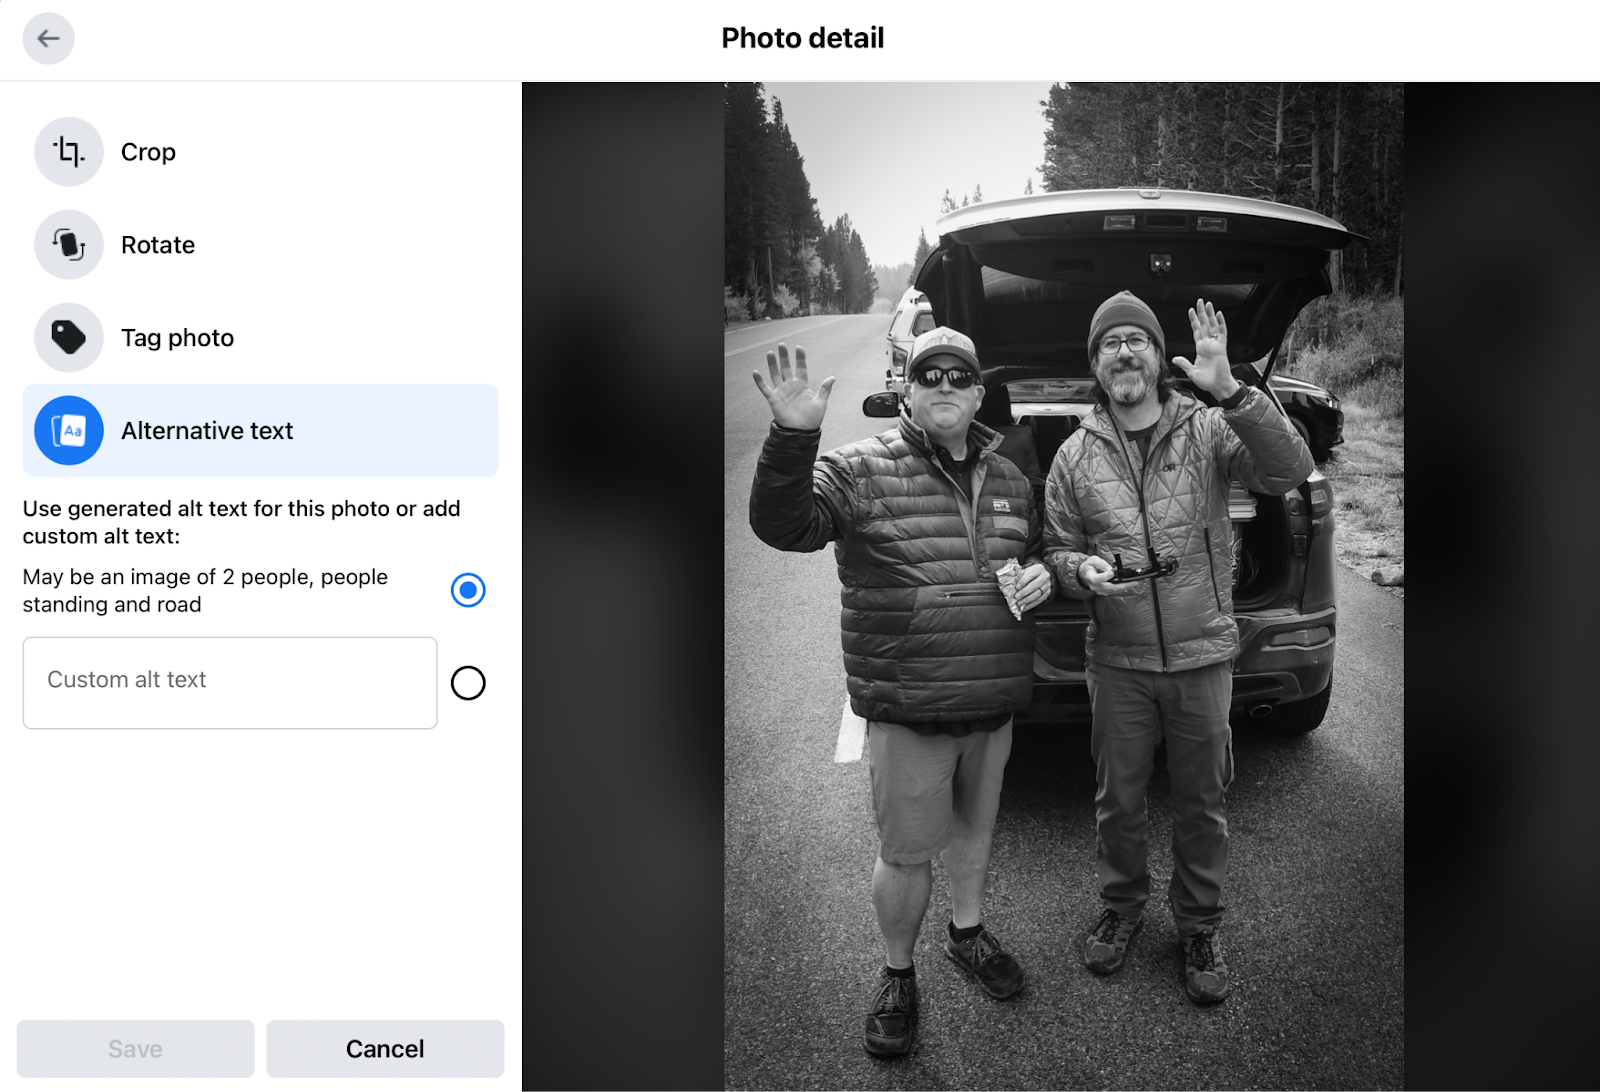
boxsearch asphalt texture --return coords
[724,316,1403,1090]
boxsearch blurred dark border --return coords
[1406,84,1600,1089]
[521,84,724,1090]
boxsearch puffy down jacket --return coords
[1044,387,1313,673]
[750,413,1040,725]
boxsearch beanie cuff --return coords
[1088,293,1167,362]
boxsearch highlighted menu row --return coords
[24,385,498,475]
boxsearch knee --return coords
[1168,761,1229,807]
[1096,775,1152,816]
[948,801,997,835]
[876,856,932,878]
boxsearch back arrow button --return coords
[24,14,75,64]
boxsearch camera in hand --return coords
[1109,549,1179,584]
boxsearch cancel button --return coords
[267,1020,502,1077]
[347,1037,423,1059]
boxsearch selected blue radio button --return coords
[451,573,485,607]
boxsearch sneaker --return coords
[863,970,917,1057]
[1181,928,1231,1004]
[943,926,1025,999]
[1082,908,1143,975]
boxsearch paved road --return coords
[724,316,1403,1090]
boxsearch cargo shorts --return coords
[866,718,1013,865]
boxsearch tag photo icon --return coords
[50,319,86,354]
[35,304,103,372]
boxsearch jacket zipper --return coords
[1113,419,1168,671]
[1204,526,1223,611]
[926,439,990,578]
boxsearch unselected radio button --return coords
[450,665,485,701]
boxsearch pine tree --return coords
[910,227,932,285]
[1035,82,1403,294]
[723,84,828,317]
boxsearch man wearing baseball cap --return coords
[750,325,1054,1057]
[1043,291,1313,1004]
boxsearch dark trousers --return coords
[1087,660,1234,935]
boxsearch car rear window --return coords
[979,268,1257,309]
[974,270,1261,373]
[911,311,936,337]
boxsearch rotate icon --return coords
[34,211,104,279]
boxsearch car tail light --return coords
[892,346,908,369]
[1304,472,1333,518]
[1266,625,1332,648]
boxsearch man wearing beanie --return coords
[749,327,1054,1057]
[1043,291,1313,1005]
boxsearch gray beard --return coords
[1104,366,1154,406]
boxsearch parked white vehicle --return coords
[883,287,935,378]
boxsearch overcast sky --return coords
[766,82,1058,278]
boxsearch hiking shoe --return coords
[1181,928,1231,1004]
[863,970,917,1057]
[943,926,1025,999]
[1083,908,1143,975]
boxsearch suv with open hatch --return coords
[864,189,1356,734]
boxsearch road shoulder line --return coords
[724,316,851,358]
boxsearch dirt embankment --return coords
[1318,403,1403,597]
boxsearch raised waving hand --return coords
[752,343,836,431]
[1169,299,1241,400]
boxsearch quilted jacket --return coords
[750,412,1041,726]
[1044,386,1313,673]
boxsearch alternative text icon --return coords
[34,395,105,465]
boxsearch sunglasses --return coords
[910,366,979,389]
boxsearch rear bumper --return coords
[1015,605,1335,726]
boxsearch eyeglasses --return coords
[911,367,978,389]
[1097,333,1152,355]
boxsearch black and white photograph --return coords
[723,82,1404,1089]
